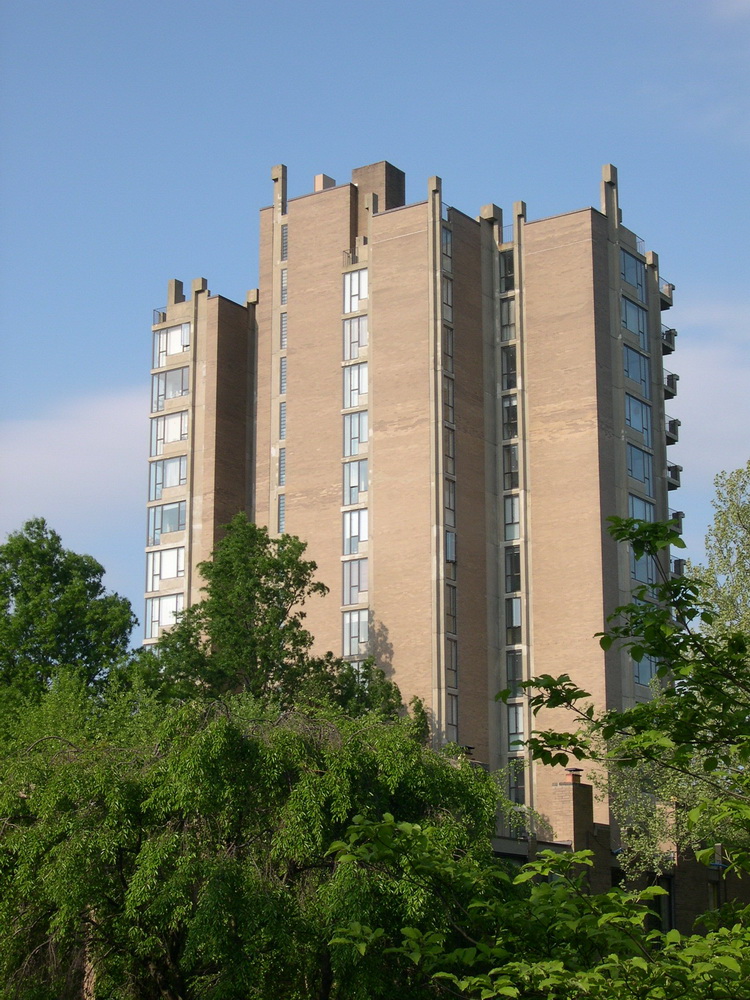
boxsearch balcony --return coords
[659,277,674,310]
[663,370,679,399]
[665,416,680,445]
[667,464,682,491]
[669,509,685,534]
[671,556,686,578]
[661,324,677,354]
[153,308,167,325]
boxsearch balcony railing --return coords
[635,235,646,255]
[661,324,677,354]
[663,370,679,398]
[342,249,359,267]
[667,464,682,490]
[665,416,680,445]
[659,277,674,309]
[501,223,514,245]
[671,556,686,577]
[153,308,167,325]
[669,509,685,533]
[441,202,452,222]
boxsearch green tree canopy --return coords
[0,518,135,698]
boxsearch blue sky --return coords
[1,0,749,627]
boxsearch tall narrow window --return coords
[505,546,521,592]
[446,637,458,688]
[441,226,453,272]
[504,495,520,540]
[278,448,286,486]
[443,376,455,423]
[442,276,453,322]
[343,411,368,456]
[343,269,368,313]
[627,444,654,497]
[500,297,516,341]
[343,363,368,408]
[280,312,288,349]
[621,296,648,350]
[445,585,457,633]
[445,530,456,563]
[625,394,652,446]
[443,325,454,373]
[444,427,455,474]
[279,357,287,395]
[628,494,655,522]
[343,609,369,657]
[499,251,514,293]
[280,223,288,261]
[446,693,458,742]
[343,558,368,605]
[505,596,522,644]
[623,346,651,398]
[279,401,287,440]
[506,650,523,697]
[502,395,517,439]
[343,459,368,504]
[501,345,517,390]
[278,494,286,533]
[280,269,288,305]
[343,315,368,359]
[343,508,369,554]
[503,444,518,490]
[444,479,456,527]
[507,703,524,750]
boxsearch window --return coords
[443,375,455,423]
[631,547,658,586]
[446,637,458,688]
[280,268,288,305]
[279,401,287,440]
[149,456,187,500]
[147,501,186,545]
[507,703,524,750]
[343,269,368,313]
[343,459,368,504]
[625,394,652,447]
[627,444,654,497]
[503,444,518,490]
[343,362,368,408]
[445,585,457,633]
[343,609,368,656]
[505,546,520,592]
[443,325,454,373]
[506,650,523,698]
[343,558,368,605]
[343,508,368,554]
[153,323,190,368]
[501,345,517,391]
[150,411,188,457]
[278,494,286,533]
[280,223,288,261]
[446,692,458,742]
[279,357,287,395]
[442,276,453,322]
[621,296,648,350]
[343,411,368,456]
[441,226,452,272]
[145,592,184,640]
[146,547,185,592]
[278,448,286,486]
[504,495,520,540]
[343,315,368,359]
[505,596,522,644]
[508,757,525,804]
[623,346,651,398]
[444,479,456,527]
[635,652,658,686]
[444,427,455,474]
[621,249,646,302]
[151,367,189,411]
[500,297,516,341]
[445,530,456,563]
[502,395,517,439]
[280,312,288,349]
[499,251,514,293]
[628,494,655,522]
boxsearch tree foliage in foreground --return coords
[0,681,496,1000]
[0,518,135,699]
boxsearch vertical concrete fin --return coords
[272,164,288,216]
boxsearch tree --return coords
[154,513,401,714]
[0,519,135,699]
[0,680,496,1000]
[693,459,750,634]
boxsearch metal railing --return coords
[342,249,359,267]
[153,308,167,325]
[661,324,677,352]
[663,370,679,397]
[501,223,514,244]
